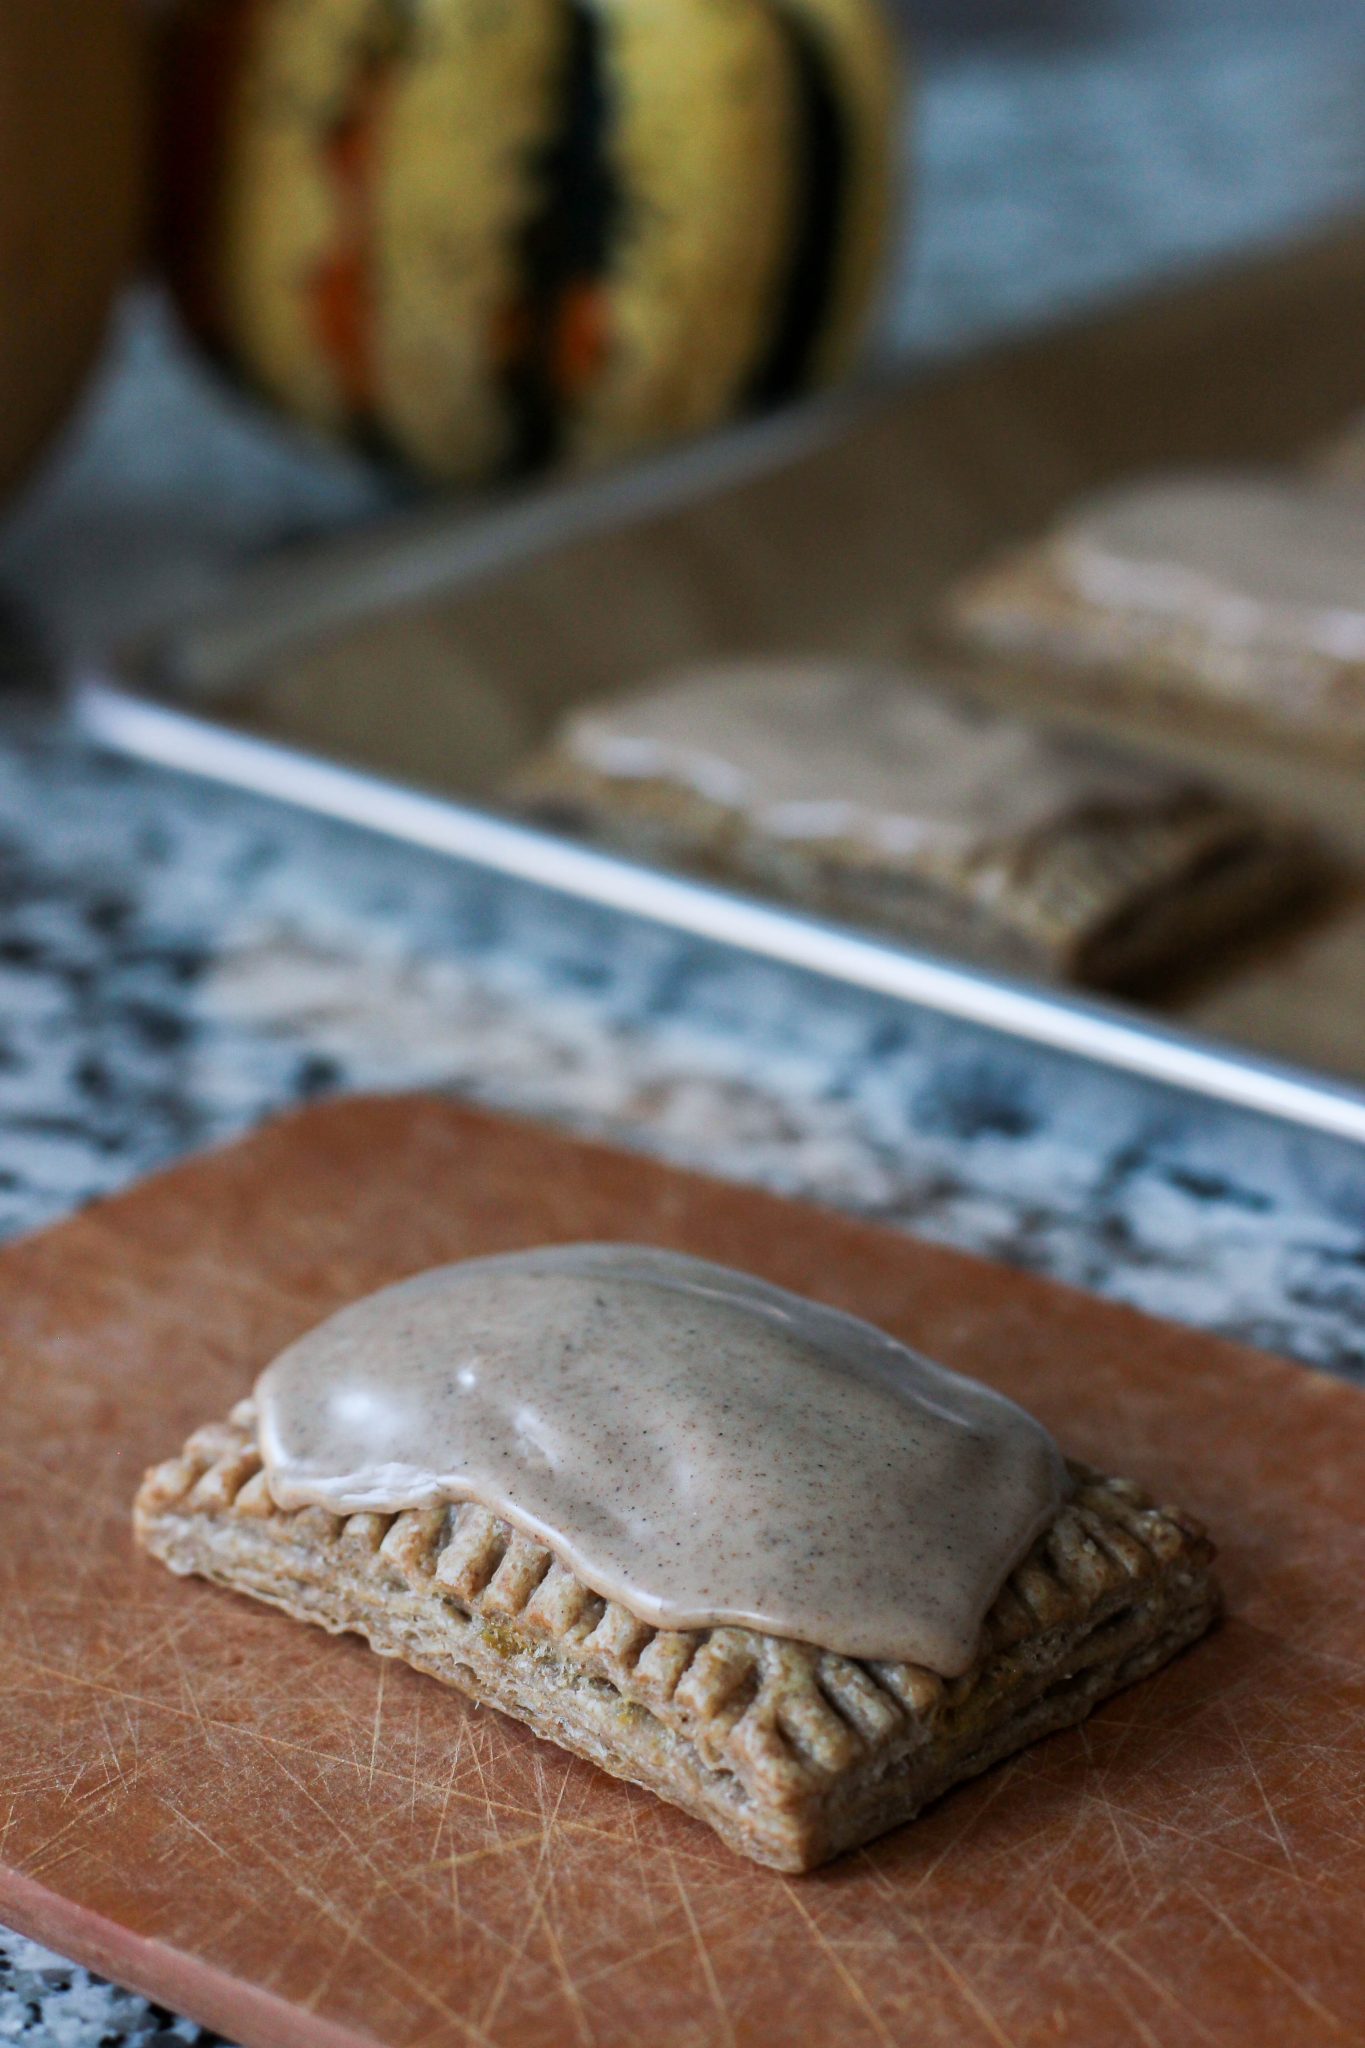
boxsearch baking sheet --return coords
[75,224,1365,1132]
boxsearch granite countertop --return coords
[3,6,1365,2043]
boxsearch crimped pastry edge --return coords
[514,748,1315,988]
[134,1402,1219,1872]
[946,545,1365,755]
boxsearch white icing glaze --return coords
[1056,475,1365,660]
[560,663,1178,857]
[255,1245,1069,1673]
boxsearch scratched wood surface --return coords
[1,1095,1362,2048]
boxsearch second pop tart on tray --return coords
[513,660,1318,988]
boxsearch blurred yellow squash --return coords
[161,0,904,482]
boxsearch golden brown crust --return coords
[946,545,1365,757]
[515,748,1317,990]
[135,1403,1219,1872]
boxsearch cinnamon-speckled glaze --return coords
[1058,475,1365,658]
[256,1243,1068,1672]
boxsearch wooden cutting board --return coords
[2,1095,1362,2048]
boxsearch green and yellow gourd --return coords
[162,0,903,481]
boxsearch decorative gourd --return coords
[0,0,144,503]
[161,0,903,482]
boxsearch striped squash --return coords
[160,0,904,481]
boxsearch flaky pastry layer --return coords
[946,548,1365,756]
[135,1403,1218,1871]
[515,752,1313,989]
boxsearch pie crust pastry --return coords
[135,1403,1219,1872]
[521,743,1313,988]
[946,520,1365,757]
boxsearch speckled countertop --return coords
[3,7,1365,2044]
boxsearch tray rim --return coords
[73,669,1365,1145]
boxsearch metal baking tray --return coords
[73,231,1365,1144]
